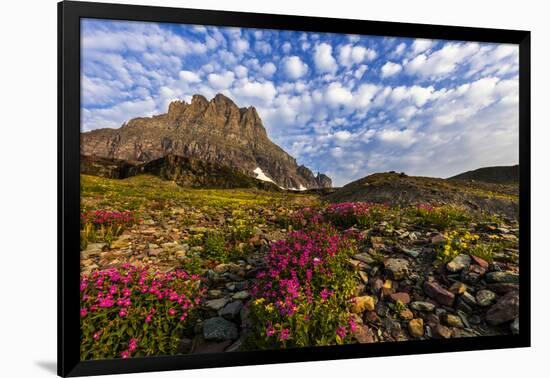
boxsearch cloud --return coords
[179,70,201,83]
[334,130,352,141]
[394,42,406,56]
[260,62,277,77]
[338,44,377,66]
[354,64,368,79]
[282,42,291,53]
[234,65,248,78]
[325,82,353,107]
[381,62,402,78]
[411,39,432,54]
[405,42,480,78]
[283,56,309,79]
[232,38,250,54]
[377,128,417,147]
[255,41,271,54]
[233,79,277,104]
[314,43,338,73]
[207,71,235,89]
[81,20,520,186]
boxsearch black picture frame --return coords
[58,1,531,376]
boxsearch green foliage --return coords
[435,229,497,263]
[203,231,227,262]
[408,204,471,231]
[227,210,255,242]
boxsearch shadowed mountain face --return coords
[448,165,519,184]
[81,93,331,189]
[80,154,282,191]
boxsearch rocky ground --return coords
[80,173,520,354]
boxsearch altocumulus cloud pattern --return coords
[81,19,519,186]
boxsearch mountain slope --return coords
[81,93,331,189]
[80,154,282,190]
[448,165,519,184]
[324,172,519,218]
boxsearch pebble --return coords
[408,319,424,338]
[445,314,464,328]
[423,281,455,307]
[218,300,243,321]
[232,290,250,300]
[389,292,411,304]
[485,272,519,284]
[204,297,230,311]
[202,317,238,341]
[446,254,472,272]
[476,290,496,307]
[351,295,376,313]
[410,301,436,312]
[486,291,519,325]
[384,258,410,280]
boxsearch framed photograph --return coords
[58,0,530,376]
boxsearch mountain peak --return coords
[81,93,332,189]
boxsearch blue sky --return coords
[81,19,519,186]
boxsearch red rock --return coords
[471,255,489,269]
[486,291,519,325]
[389,292,411,304]
[433,324,452,339]
[423,281,455,307]
[354,325,375,343]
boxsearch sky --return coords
[81,19,519,186]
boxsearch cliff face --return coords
[81,93,331,189]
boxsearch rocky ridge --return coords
[81,93,331,189]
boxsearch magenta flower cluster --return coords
[250,225,358,346]
[80,263,204,360]
[81,210,139,227]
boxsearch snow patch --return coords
[253,167,276,184]
[253,167,308,191]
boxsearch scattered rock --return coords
[486,291,519,325]
[218,300,243,320]
[400,247,421,258]
[351,295,376,313]
[358,271,369,284]
[460,291,477,307]
[353,253,376,265]
[389,292,411,304]
[476,290,496,307]
[232,290,250,300]
[408,318,424,338]
[202,317,238,341]
[446,254,472,272]
[399,308,414,320]
[449,282,467,295]
[485,272,519,284]
[423,281,455,307]
[384,258,409,280]
[433,324,452,339]
[354,325,375,343]
[431,233,446,244]
[445,314,463,328]
[204,297,230,311]
[471,255,489,269]
[410,301,436,312]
